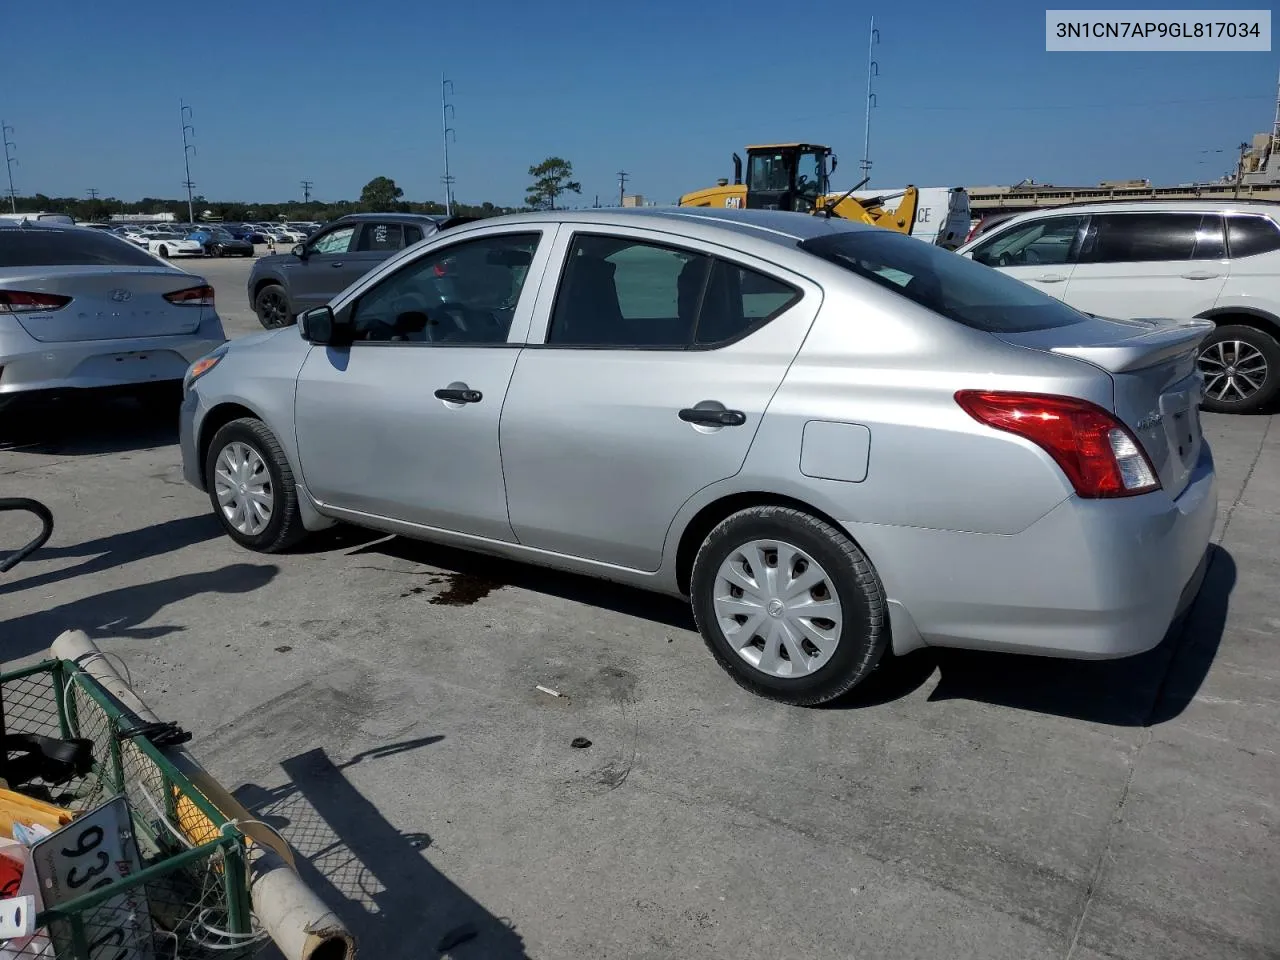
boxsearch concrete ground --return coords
[1,256,1276,959]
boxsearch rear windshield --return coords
[800,230,1087,333]
[0,229,159,267]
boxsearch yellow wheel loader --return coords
[679,143,918,233]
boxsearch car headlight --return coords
[184,345,228,393]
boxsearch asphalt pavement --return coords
[0,256,1276,959]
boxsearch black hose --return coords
[0,497,54,573]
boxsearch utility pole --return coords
[2,122,17,213]
[300,179,313,203]
[617,170,629,206]
[87,188,99,200]
[861,16,880,184]
[180,100,197,223]
[441,74,456,216]
[1235,141,1249,199]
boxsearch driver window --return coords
[308,225,356,255]
[970,216,1084,267]
[748,153,790,192]
[351,232,541,344]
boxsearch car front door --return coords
[282,223,359,313]
[1061,212,1229,319]
[292,228,551,540]
[965,214,1085,299]
[499,227,816,571]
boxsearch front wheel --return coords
[204,417,308,552]
[690,506,888,706]
[254,283,292,329]
[157,245,170,259]
[1198,324,1280,414]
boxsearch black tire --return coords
[1198,324,1280,414]
[254,283,292,329]
[689,505,888,706]
[211,244,224,257]
[157,245,169,260]
[204,417,308,553]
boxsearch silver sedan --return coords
[179,208,1217,705]
[0,224,226,412]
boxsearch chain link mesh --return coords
[2,663,265,959]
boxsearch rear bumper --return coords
[0,316,226,395]
[845,443,1218,659]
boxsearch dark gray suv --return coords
[247,213,472,329]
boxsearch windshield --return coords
[801,230,1087,334]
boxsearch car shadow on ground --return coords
[0,561,278,661]
[0,513,223,597]
[838,543,1236,726]
[234,741,530,960]
[359,537,1234,728]
[0,392,180,456]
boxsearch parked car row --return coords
[181,207,1216,705]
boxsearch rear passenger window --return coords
[1192,214,1226,260]
[358,223,406,252]
[547,235,799,348]
[1227,215,1280,258]
[1081,213,1200,263]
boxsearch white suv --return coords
[956,200,1280,413]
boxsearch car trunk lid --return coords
[994,315,1213,498]
[3,266,208,342]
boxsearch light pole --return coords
[180,100,197,223]
[2,122,17,213]
[441,75,456,216]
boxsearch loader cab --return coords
[744,144,833,213]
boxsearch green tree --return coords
[359,176,404,211]
[525,157,580,211]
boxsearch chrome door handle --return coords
[1180,271,1221,280]
[1032,274,1067,283]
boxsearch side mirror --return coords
[298,306,353,346]
[292,244,307,259]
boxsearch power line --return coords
[180,99,196,223]
[617,170,629,206]
[442,74,456,216]
[300,179,313,203]
[2,121,17,213]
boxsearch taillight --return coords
[0,291,72,313]
[955,390,1160,498]
[164,284,215,306]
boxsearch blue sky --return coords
[6,0,1277,206]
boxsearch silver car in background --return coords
[0,223,226,413]
[180,209,1217,705]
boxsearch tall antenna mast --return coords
[860,17,880,184]
[1270,66,1280,156]
[441,74,456,216]
[180,100,197,223]
[2,122,16,213]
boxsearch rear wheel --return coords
[1198,324,1280,413]
[204,418,307,552]
[157,245,170,259]
[254,284,292,329]
[690,506,888,705]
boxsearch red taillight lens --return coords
[0,291,72,313]
[164,284,215,306]
[955,390,1161,498]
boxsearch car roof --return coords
[464,207,867,252]
[988,199,1280,219]
[332,212,453,225]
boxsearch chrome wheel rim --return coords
[1199,340,1269,403]
[213,441,273,537]
[712,539,843,678]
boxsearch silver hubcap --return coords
[712,539,843,678]
[214,441,273,536]
[1199,340,1269,403]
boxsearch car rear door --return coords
[1061,212,1228,320]
[964,214,1085,299]
[498,226,818,572]
[282,222,359,312]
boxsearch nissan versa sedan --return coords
[180,208,1217,705]
[0,223,227,413]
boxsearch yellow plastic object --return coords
[0,787,74,837]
